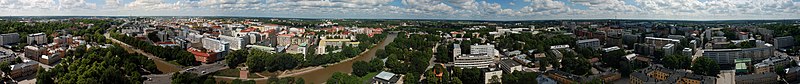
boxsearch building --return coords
[546,70,588,84]
[316,38,357,54]
[662,44,676,56]
[371,71,404,84]
[735,72,779,84]
[485,70,503,84]
[0,51,15,63]
[202,38,229,53]
[454,54,493,68]
[735,58,751,74]
[40,53,61,65]
[784,67,800,82]
[188,48,221,63]
[499,59,523,73]
[9,60,38,78]
[27,33,47,45]
[774,36,795,48]
[470,44,497,56]
[629,65,716,84]
[24,46,44,61]
[645,37,681,48]
[220,35,247,50]
[753,57,791,74]
[576,39,601,50]
[453,44,462,57]
[0,33,19,45]
[277,34,292,46]
[702,43,773,65]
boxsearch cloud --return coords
[58,0,97,10]
[0,0,799,20]
[517,0,571,16]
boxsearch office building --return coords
[470,44,497,56]
[662,44,675,56]
[220,35,247,50]
[0,33,19,45]
[702,43,773,65]
[645,37,681,48]
[774,36,795,48]
[576,39,601,50]
[202,38,229,53]
[499,59,523,73]
[454,54,493,68]
[27,33,46,45]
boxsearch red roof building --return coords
[188,48,220,63]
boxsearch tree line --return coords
[111,33,198,66]
[36,46,159,84]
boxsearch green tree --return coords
[602,49,626,68]
[0,62,9,73]
[352,61,371,77]
[501,71,539,84]
[225,50,247,69]
[663,55,692,69]
[327,72,362,84]
[456,68,482,84]
[561,57,591,75]
[691,57,720,76]
[267,54,300,72]
[404,73,420,84]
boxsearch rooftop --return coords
[375,71,397,81]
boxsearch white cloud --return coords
[0,0,799,20]
[517,0,571,16]
[58,0,97,10]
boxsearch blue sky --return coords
[1,0,799,20]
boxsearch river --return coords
[292,32,398,84]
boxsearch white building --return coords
[202,38,229,53]
[703,43,773,65]
[470,44,497,56]
[576,39,601,50]
[27,33,47,45]
[220,35,247,50]
[454,54,493,68]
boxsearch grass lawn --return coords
[359,72,379,82]
[167,61,183,66]
[212,68,265,78]
[213,69,239,77]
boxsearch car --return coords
[201,71,206,74]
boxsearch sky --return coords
[0,0,799,20]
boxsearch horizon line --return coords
[1,15,800,22]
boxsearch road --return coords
[106,22,227,84]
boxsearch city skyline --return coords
[1,0,799,20]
